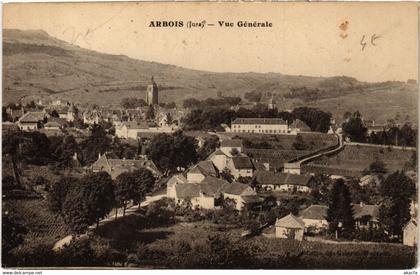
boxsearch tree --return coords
[230,147,239,156]
[51,110,60,118]
[53,135,80,168]
[183,98,201,109]
[326,179,355,239]
[292,134,308,150]
[63,172,115,233]
[369,160,387,174]
[2,214,27,261]
[48,177,79,215]
[379,171,415,239]
[145,105,155,120]
[342,111,368,142]
[292,107,332,133]
[147,131,198,174]
[115,168,156,216]
[220,167,234,183]
[197,135,220,160]
[80,124,112,165]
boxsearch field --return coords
[309,144,415,175]
[222,132,337,151]
[94,216,416,269]
[3,198,71,246]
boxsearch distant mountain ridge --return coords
[3,29,417,126]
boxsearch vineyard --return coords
[311,144,415,173]
[223,132,337,151]
[3,198,70,246]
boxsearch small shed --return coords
[275,213,305,241]
[403,219,418,247]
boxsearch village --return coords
[2,72,418,269]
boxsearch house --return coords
[116,120,177,140]
[230,118,288,134]
[289,119,311,134]
[275,213,305,240]
[91,153,162,179]
[220,139,243,156]
[17,112,46,131]
[48,117,69,128]
[353,203,380,229]
[208,149,229,173]
[167,176,228,209]
[44,121,62,130]
[359,174,382,187]
[116,121,150,139]
[186,160,218,183]
[83,110,103,125]
[255,170,314,193]
[299,204,328,231]
[221,182,257,210]
[403,219,418,247]
[227,156,254,179]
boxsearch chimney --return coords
[98,152,101,159]
[73,152,78,161]
[360,201,364,207]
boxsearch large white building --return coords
[230,118,288,134]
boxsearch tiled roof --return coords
[167,174,188,186]
[255,170,313,186]
[199,177,228,196]
[49,117,68,126]
[122,121,149,129]
[44,121,61,128]
[188,161,217,177]
[19,112,45,123]
[232,118,287,125]
[221,182,252,196]
[242,195,264,204]
[221,139,243,148]
[91,154,162,179]
[275,214,305,229]
[290,119,311,131]
[352,204,379,220]
[300,205,328,220]
[231,156,254,169]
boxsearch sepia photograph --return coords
[1,1,418,270]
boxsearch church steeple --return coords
[146,76,159,106]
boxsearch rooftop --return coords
[221,182,252,196]
[275,213,305,229]
[19,112,45,123]
[232,118,287,125]
[231,156,254,169]
[299,205,328,220]
[255,170,313,186]
[221,139,243,148]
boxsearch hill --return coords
[3,29,418,125]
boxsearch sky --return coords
[3,2,419,82]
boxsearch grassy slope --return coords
[311,144,414,173]
[3,29,418,127]
[96,216,416,269]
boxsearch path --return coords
[52,203,141,251]
[287,133,345,165]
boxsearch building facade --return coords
[231,118,288,134]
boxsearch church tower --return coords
[146,76,159,106]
